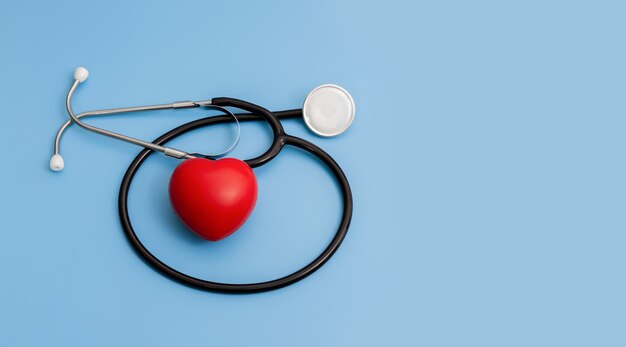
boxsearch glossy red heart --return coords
[169,158,258,241]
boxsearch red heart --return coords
[169,158,258,241]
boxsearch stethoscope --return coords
[50,67,354,293]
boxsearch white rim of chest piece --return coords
[303,84,355,137]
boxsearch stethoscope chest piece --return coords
[303,84,355,137]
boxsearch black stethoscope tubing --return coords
[118,100,353,294]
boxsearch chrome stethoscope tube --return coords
[51,67,238,171]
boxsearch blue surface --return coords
[1,0,625,346]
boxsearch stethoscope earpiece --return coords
[74,66,89,83]
[49,154,64,171]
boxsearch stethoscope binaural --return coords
[51,67,354,293]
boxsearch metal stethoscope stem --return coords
[51,67,239,171]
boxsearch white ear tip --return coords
[74,67,89,83]
[50,154,65,171]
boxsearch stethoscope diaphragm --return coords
[303,84,355,137]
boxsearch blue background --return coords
[1,0,625,346]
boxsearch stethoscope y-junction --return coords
[51,67,354,293]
